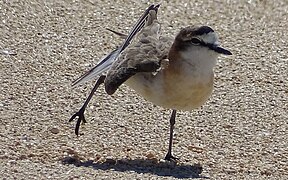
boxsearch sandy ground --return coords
[1,0,287,179]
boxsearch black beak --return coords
[211,45,232,55]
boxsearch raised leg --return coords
[164,109,178,161]
[69,75,106,135]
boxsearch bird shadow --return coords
[61,156,208,179]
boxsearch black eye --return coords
[190,38,201,44]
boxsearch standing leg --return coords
[164,109,178,161]
[69,75,106,135]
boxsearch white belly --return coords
[125,69,214,111]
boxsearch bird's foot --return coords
[164,153,179,162]
[69,107,86,136]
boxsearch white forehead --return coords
[197,32,219,45]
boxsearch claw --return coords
[69,108,86,136]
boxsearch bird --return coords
[69,4,232,161]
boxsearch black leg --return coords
[164,109,178,161]
[69,75,105,135]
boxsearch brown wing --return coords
[104,35,172,95]
[71,4,160,87]
[104,5,174,95]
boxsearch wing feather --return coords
[72,4,160,87]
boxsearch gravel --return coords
[1,0,287,179]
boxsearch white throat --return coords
[180,45,219,73]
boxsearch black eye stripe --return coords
[190,38,201,44]
[189,38,208,47]
[177,38,214,51]
[189,39,218,51]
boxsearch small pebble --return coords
[50,127,60,134]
